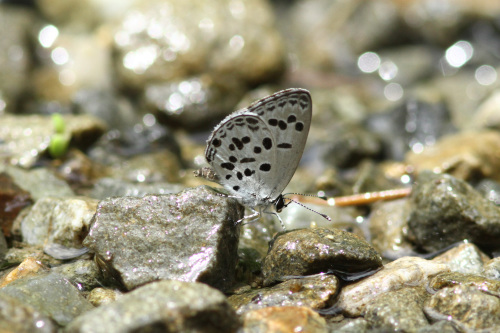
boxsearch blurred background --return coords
[1,0,500,193]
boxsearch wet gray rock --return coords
[20,196,97,249]
[228,274,338,315]
[364,286,430,332]
[432,242,490,275]
[261,228,382,286]
[65,280,241,333]
[337,257,449,317]
[0,272,94,326]
[483,257,500,281]
[0,114,106,168]
[90,177,185,200]
[424,285,500,332]
[241,306,327,333]
[0,166,74,201]
[84,186,243,291]
[0,293,56,333]
[365,99,454,161]
[369,198,414,259]
[407,171,500,252]
[51,260,102,292]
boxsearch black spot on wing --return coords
[289,99,297,106]
[277,143,292,149]
[287,115,296,123]
[259,163,271,172]
[295,122,304,132]
[229,156,237,163]
[233,186,240,191]
[221,162,235,170]
[268,119,278,126]
[226,175,232,180]
[267,105,275,112]
[229,144,235,151]
[242,136,250,144]
[232,137,244,150]
[278,120,287,130]
[212,138,221,147]
[244,168,254,176]
[248,125,260,132]
[246,118,259,125]
[240,157,256,163]
[263,138,272,150]
[237,172,243,180]
[254,146,262,154]
[278,101,286,108]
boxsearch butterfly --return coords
[200,88,329,228]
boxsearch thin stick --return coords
[289,188,412,207]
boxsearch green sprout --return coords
[48,114,70,158]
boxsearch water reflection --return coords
[445,40,473,68]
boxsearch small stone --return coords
[228,274,338,315]
[242,306,327,333]
[429,271,500,293]
[0,172,32,237]
[336,256,449,317]
[0,272,94,326]
[364,286,430,332]
[87,288,122,307]
[65,280,240,333]
[0,166,74,201]
[262,228,382,286]
[20,196,98,249]
[432,242,490,275]
[483,257,500,281]
[84,186,243,291]
[424,285,500,331]
[0,257,46,288]
[369,198,414,259]
[407,170,500,252]
[51,260,102,292]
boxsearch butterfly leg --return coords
[236,207,261,225]
[262,206,286,231]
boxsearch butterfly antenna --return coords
[283,192,328,200]
[283,197,331,221]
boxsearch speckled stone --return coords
[242,306,327,333]
[84,186,243,291]
[65,280,240,333]
[336,256,449,317]
[228,274,338,315]
[0,272,94,326]
[407,170,500,252]
[262,228,382,286]
[424,285,500,331]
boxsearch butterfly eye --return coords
[275,195,285,213]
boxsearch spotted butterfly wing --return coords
[205,88,312,209]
